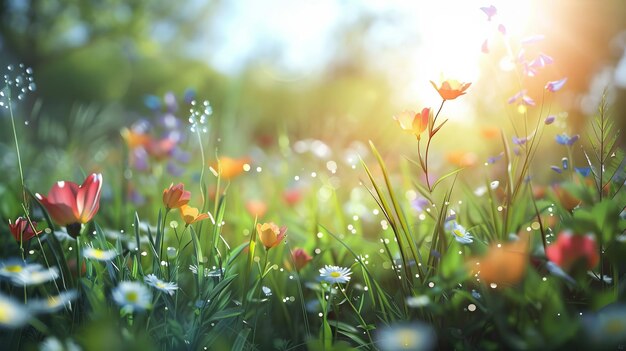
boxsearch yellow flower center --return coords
[92,250,105,259]
[5,265,23,273]
[397,329,420,348]
[126,291,139,303]
[47,296,59,308]
[156,282,166,289]
[330,272,341,278]
[0,301,13,323]
[605,319,625,335]
[453,229,465,237]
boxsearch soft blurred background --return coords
[1,0,626,219]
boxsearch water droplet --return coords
[17,94,24,100]
[490,283,498,289]
[7,65,13,71]
[28,83,36,91]
[25,67,33,74]
[468,304,477,312]
[24,121,29,125]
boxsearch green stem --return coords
[338,284,372,344]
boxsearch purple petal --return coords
[544,115,556,125]
[522,95,535,106]
[521,34,545,45]
[545,78,567,92]
[550,166,562,174]
[480,5,497,21]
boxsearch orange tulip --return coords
[180,205,209,226]
[256,222,287,250]
[245,200,268,218]
[162,183,191,210]
[393,108,430,140]
[430,79,471,100]
[212,157,250,180]
[466,233,529,286]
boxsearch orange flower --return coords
[245,200,268,218]
[256,222,287,250]
[121,128,150,149]
[180,205,209,226]
[446,151,477,168]
[466,234,529,286]
[211,156,250,180]
[552,185,580,211]
[162,183,191,210]
[8,217,41,243]
[430,79,471,100]
[291,248,312,271]
[393,108,430,140]
[480,126,500,139]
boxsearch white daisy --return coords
[319,265,352,284]
[30,290,78,313]
[406,295,431,308]
[0,260,59,286]
[40,336,81,351]
[143,274,178,296]
[0,292,31,328]
[449,222,473,244]
[112,281,152,313]
[83,247,118,261]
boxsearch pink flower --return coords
[35,173,103,228]
[546,231,599,271]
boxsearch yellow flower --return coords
[180,205,209,226]
[430,79,471,100]
[256,222,287,250]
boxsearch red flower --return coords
[292,248,312,271]
[546,231,599,271]
[8,217,41,242]
[35,173,103,226]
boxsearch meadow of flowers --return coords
[1,4,626,351]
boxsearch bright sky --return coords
[198,0,534,119]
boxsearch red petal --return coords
[76,173,103,223]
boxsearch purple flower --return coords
[411,197,429,212]
[545,78,567,92]
[508,90,535,106]
[143,95,161,111]
[487,152,504,164]
[550,166,562,174]
[480,5,497,21]
[544,115,556,125]
[556,133,579,146]
[521,34,545,45]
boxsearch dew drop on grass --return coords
[24,121,28,126]
[7,65,13,71]
[490,283,498,289]
[468,304,477,312]
[17,94,24,100]
[428,282,435,288]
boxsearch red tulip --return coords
[546,231,599,272]
[8,217,41,242]
[292,248,312,271]
[35,173,103,228]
